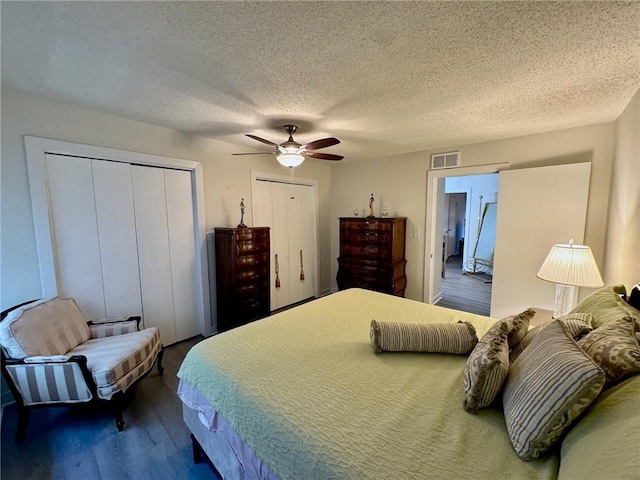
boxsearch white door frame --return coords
[250,170,320,300]
[423,163,510,305]
[24,135,212,336]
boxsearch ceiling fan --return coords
[233,124,343,167]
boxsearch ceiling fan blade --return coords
[232,152,275,156]
[303,137,341,150]
[246,134,278,147]
[305,151,344,161]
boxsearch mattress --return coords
[177,288,558,479]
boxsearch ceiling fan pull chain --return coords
[300,249,305,281]
[275,254,281,288]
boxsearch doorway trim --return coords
[24,135,212,336]
[423,163,510,305]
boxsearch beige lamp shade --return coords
[537,240,604,287]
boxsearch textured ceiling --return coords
[2,1,639,162]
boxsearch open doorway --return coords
[438,175,498,315]
[423,165,506,316]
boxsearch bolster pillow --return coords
[370,319,478,354]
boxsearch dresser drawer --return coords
[234,228,269,241]
[342,230,391,245]
[235,280,268,296]
[235,267,269,283]
[236,240,269,255]
[341,244,392,260]
[235,253,269,269]
[342,219,393,232]
[340,262,387,277]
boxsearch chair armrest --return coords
[3,355,97,404]
[89,315,141,326]
[89,320,140,338]
[23,355,71,363]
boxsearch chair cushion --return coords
[68,327,162,400]
[0,297,90,359]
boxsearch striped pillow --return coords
[509,313,593,363]
[463,322,510,413]
[502,321,605,460]
[370,320,478,354]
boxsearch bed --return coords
[177,287,640,480]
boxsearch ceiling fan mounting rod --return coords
[283,124,298,135]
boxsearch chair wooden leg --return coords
[15,405,30,442]
[191,434,203,464]
[157,347,164,376]
[115,409,125,431]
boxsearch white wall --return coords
[604,89,640,290]
[330,122,616,301]
[0,87,333,310]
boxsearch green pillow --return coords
[570,284,640,329]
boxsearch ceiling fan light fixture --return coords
[276,152,305,168]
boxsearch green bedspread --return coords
[178,288,559,480]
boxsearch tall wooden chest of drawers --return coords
[214,227,270,331]
[337,217,407,297]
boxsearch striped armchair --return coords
[0,297,164,441]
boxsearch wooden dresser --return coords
[214,227,270,331]
[337,217,407,297]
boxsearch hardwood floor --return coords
[1,337,219,480]
[436,255,493,316]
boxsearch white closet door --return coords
[46,154,106,320]
[92,160,142,318]
[165,169,200,341]
[287,184,305,304]
[299,184,318,300]
[272,183,293,309]
[132,165,177,345]
[253,181,276,308]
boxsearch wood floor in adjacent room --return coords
[1,336,219,480]
[436,255,493,317]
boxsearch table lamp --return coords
[536,239,604,318]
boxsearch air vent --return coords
[431,151,460,170]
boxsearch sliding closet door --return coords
[45,154,106,319]
[165,169,200,341]
[132,166,176,344]
[91,160,142,317]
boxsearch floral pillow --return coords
[578,316,640,387]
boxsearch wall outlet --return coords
[413,229,421,239]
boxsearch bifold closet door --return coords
[297,184,317,301]
[45,155,142,320]
[253,180,318,311]
[164,169,200,341]
[46,154,108,320]
[131,166,176,345]
[272,183,294,309]
[132,166,200,345]
[91,160,143,317]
